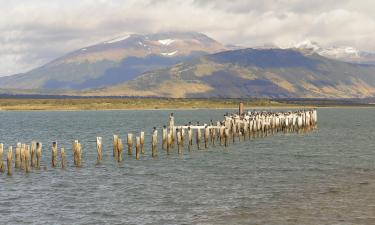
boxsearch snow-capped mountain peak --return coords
[104,34,131,44]
[293,39,321,51]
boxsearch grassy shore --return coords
[0,97,372,111]
[0,98,297,111]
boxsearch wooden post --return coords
[152,127,157,157]
[204,126,209,149]
[188,127,193,150]
[136,137,140,160]
[177,128,182,154]
[73,140,82,167]
[225,128,229,147]
[167,132,172,154]
[20,144,26,171]
[15,143,21,169]
[25,145,31,173]
[113,135,119,159]
[31,141,36,168]
[117,137,123,162]
[96,137,103,164]
[140,131,145,154]
[0,143,3,173]
[181,128,185,147]
[36,142,42,168]
[61,148,66,168]
[196,127,201,150]
[169,113,175,143]
[51,142,57,168]
[239,102,244,116]
[127,133,133,155]
[162,126,167,150]
[7,146,13,176]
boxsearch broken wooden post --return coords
[188,126,193,150]
[96,137,103,164]
[152,127,157,157]
[204,126,209,149]
[73,140,82,167]
[31,141,36,168]
[196,123,201,150]
[140,131,145,154]
[167,132,172,154]
[36,142,42,168]
[51,142,57,168]
[7,146,13,176]
[0,143,3,173]
[169,113,175,143]
[113,135,119,159]
[61,148,66,168]
[225,128,229,147]
[136,136,140,160]
[15,143,20,169]
[177,128,182,154]
[127,133,133,155]
[25,145,31,173]
[162,126,167,150]
[239,102,244,116]
[20,144,26,171]
[117,137,123,162]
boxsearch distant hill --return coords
[0,32,226,89]
[87,48,375,98]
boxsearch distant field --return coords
[0,97,371,111]
[0,98,294,111]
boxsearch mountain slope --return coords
[293,40,375,65]
[88,48,375,98]
[0,32,226,89]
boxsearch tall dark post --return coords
[239,102,244,116]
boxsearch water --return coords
[0,108,374,224]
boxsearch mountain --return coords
[0,32,226,89]
[292,40,375,65]
[86,48,375,98]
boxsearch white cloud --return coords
[1,0,375,76]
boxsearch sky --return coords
[1,0,375,76]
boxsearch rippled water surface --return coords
[0,108,375,224]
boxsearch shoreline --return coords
[0,98,374,111]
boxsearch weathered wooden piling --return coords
[196,126,201,150]
[25,145,31,173]
[96,137,103,163]
[162,126,167,150]
[188,127,193,150]
[36,142,42,168]
[51,142,58,168]
[113,135,119,158]
[177,128,182,154]
[167,132,172,154]
[15,143,20,169]
[204,126,209,149]
[140,131,145,154]
[20,144,26,171]
[7,146,13,176]
[31,141,36,167]
[117,137,124,162]
[73,140,82,167]
[127,133,133,155]
[152,128,157,157]
[136,136,140,160]
[61,148,66,168]
[169,113,175,142]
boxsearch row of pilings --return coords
[0,108,317,176]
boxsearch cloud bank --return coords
[1,0,375,76]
